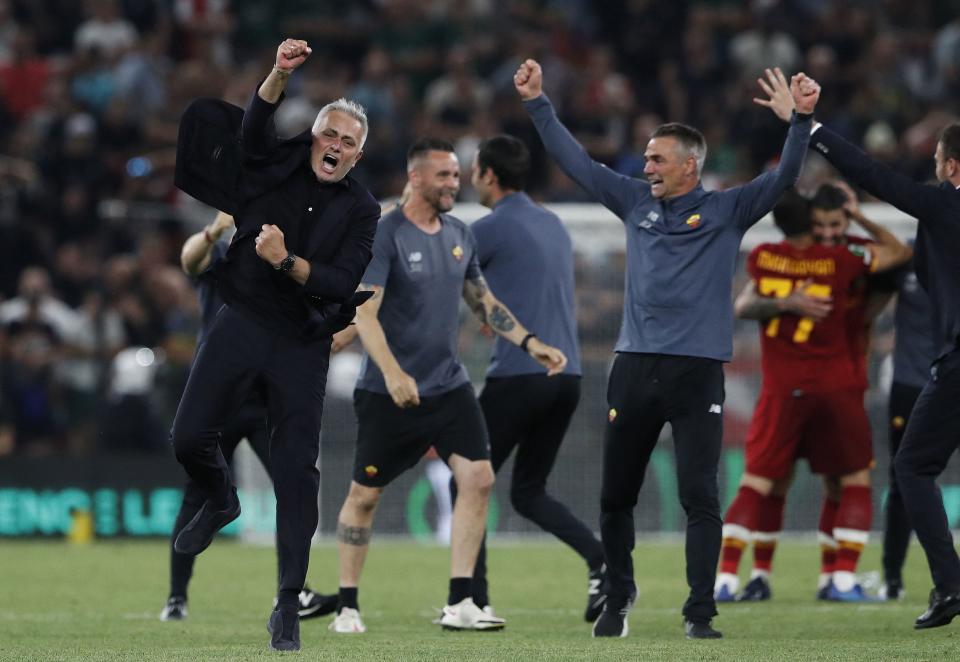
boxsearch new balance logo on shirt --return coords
[408,251,423,272]
[708,404,722,414]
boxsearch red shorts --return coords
[744,387,873,479]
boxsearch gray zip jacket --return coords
[524,94,811,361]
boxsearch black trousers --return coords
[170,304,330,607]
[470,374,604,603]
[882,381,923,584]
[169,399,270,599]
[893,348,960,592]
[601,353,723,622]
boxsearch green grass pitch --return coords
[1,539,959,661]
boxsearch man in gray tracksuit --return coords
[514,59,816,639]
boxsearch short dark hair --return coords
[407,138,456,166]
[939,123,960,162]
[476,134,531,191]
[772,188,811,238]
[650,122,707,174]
[809,183,847,212]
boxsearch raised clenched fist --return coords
[791,72,821,115]
[514,59,543,101]
[275,39,312,72]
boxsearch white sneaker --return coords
[439,598,505,631]
[714,572,739,602]
[328,607,366,633]
[159,597,187,621]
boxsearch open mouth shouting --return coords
[320,152,340,175]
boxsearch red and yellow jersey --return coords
[747,240,875,393]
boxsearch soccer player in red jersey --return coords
[715,187,910,602]
[805,182,912,598]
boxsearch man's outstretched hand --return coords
[752,67,796,122]
[276,39,312,72]
[514,59,543,101]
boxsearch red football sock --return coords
[834,485,872,574]
[818,497,840,575]
[720,486,763,575]
[752,494,785,575]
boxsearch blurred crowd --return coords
[0,0,957,456]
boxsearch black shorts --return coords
[352,383,490,487]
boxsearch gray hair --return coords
[685,142,707,177]
[312,98,369,148]
[651,122,707,177]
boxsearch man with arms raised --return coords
[515,59,816,639]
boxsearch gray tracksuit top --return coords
[524,94,811,361]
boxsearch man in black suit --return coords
[160,211,338,625]
[169,38,379,652]
[789,73,960,630]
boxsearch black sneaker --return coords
[298,585,338,619]
[914,588,960,629]
[684,619,723,639]
[592,600,631,638]
[267,605,301,651]
[736,576,772,601]
[173,487,240,556]
[159,596,187,621]
[584,565,607,622]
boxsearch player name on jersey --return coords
[755,250,836,277]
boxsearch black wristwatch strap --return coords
[276,252,296,273]
[520,333,536,352]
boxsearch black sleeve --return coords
[240,85,284,159]
[868,263,903,294]
[811,126,956,229]
[303,195,380,301]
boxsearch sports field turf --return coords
[2,539,958,661]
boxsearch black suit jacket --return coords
[810,125,960,360]
[175,92,379,339]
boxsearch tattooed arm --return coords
[354,284,420,407]
[463,275,568,376]
[734,279,832,321]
